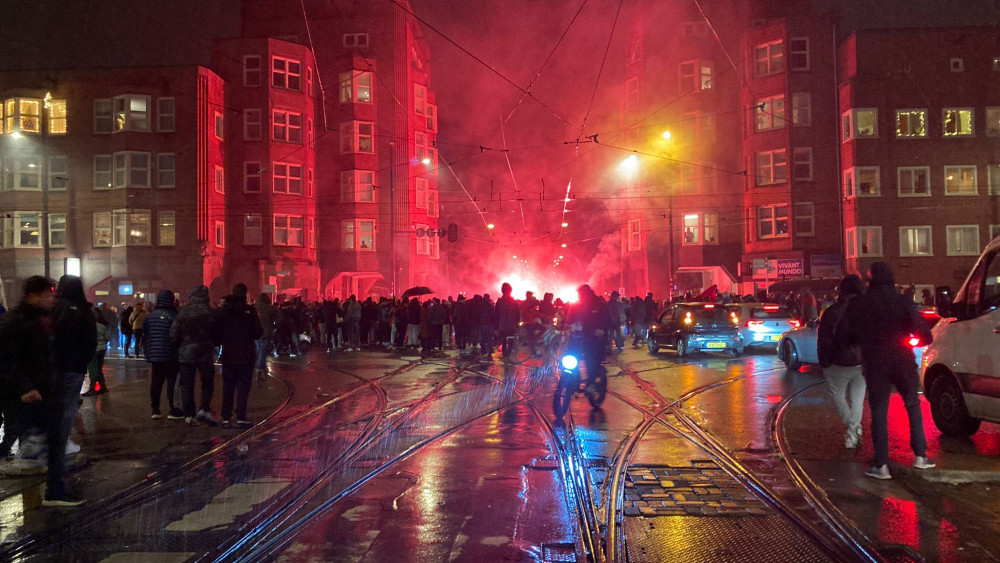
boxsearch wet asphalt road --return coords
[1,345,999,562]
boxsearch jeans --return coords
[179,361,215,417]
[823,364,866,430]
[221,363,253,421]
[866,362,927,467]
[150,360,180,415]
[46,372,85,499]
[254,338,271,370]
[132,329,145,356]
[122,331,134,354]
[347,321,360,349]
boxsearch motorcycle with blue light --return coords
[553,327,608,418]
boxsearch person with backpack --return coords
[816,275,866,449]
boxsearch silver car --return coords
[726,303,801,351]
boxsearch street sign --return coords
[810,254,842,278]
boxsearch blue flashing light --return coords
[561,354,579,370]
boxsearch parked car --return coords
[921,235,1000,436]
[726,303,800,351]
[647,303,743,357]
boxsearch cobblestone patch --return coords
[623,460,769,517]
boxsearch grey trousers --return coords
[823,364,866,429]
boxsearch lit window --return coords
[244,109,261,140]
[943,108,973,136]
[359,220,374,250]
[754,95,785,131]
[414,83,427,115]
[791,93,811,126]
[415,131,431,164]
[157,98,175,132]
[112,209,127,246]
[343,221,355,250]
[273,163,303,195]
[48,99,67,134]
[244,214,262,246]
[627,219,641,251]
[755,149,787,186]
[49,155,67,191]
[682,213,719,245]
[340,120,374,154]
[215,221,225,248]
[756,204,789,239]
[272,110,302,143]
[159,211,175,246]
[215,166,225,194]
[157,154,175,188]
[853,167,880,196]
[214,112,223,139]
[788,37,809,71]
[339,71,373,103]
[792,148,813,181]
[274,215,303,246]
[895,109,927,138]
[898,167,930,197]
[94,99,113,134]
[113,95,150,132]
[415,177,428,209]
[341,170,375,202]
[990,165,1000,195]
[900,226,932,257]
[753,40,784,77]
[842,108,878,140]
[5,155,41,191]
[14,212,41,248]
[94,155,112,190]
[244,162,262,193]
[858,227,882,256]
[944,165,977,195]
[987,107,1000,136]
[794,203,814,237]
[946,225,980,256]
[272,57,302,91]
[48,213,66,248]
[128,210,152,246]
[243,55,261,87]
[679,60,713,93]
[93,211,112,247]
[3,98,41,135]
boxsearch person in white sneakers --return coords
[817,275,866,449]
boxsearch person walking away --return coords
[479,294,496,355]
[495,283,520,361]
[119,304,134,356]
[255,293,278,378]
[816,275,866,449]
[406,298,421,348]
[83,308,110,395]
[429,298,447,350]
[144,290,183,420]
[607,292,626,353]
[453,296,468,352]
[345,295,362,351]
[419,300,433,356]
[630,297,647,348]
[219,284,263,427]
[129,302,149,358]
[800,287,818,325]
[171,285,221,426]
[836,262,935,479]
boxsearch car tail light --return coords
[906,335,923,347]
[920,309,940,321]
[746,320,765,329]
[763,305,780,311]
[704,304,715,309]
[788,319,801,328]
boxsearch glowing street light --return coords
[561,222,568,228]
[618,154,639,176]
[662,130,672,140]
[561,243,567,248]
[487,223,495,230]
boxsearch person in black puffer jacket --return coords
[171,285,221,425]
[218,284,262,426]
[144,289,181,420]
[836,262,935,480]
[817,274,866,450]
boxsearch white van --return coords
[920,236,1000,436]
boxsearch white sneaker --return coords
[865,465,892,480]
[65,439,81,456]
[913,456,936,470]
[845,432,858,449]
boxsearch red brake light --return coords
[788,319,801,328]
[920,309,939,319]
[763,305,779,311]
[704,304,715,309]
[746,320,765,328]
[907,335,922,347]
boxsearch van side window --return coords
[955,250,998,318]
[981,252,1000,312]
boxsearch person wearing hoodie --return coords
[129,302,149,358]
[254,293,278,380]
[218,284,263,427]
[816,275,866,449]
[171,285,221,426]
[836,262,935,480]
[144,290,183,420]
[82,307,110,396]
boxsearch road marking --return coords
[164,478,291,532]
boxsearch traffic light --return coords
[447,223,458,243]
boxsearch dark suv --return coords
[647,303,744,357]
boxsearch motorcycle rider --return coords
[567,284,609,397]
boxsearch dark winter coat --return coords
[143,290,179,363]
[495,295,520,332]
[219,294,263,365]
[52,276,98,374]
[170,286,220,364]
[119,305,134,335]
[817,297,862,367]
[429,301,448,326]
[0,302,54,397]
[407,299,421,325]
[255,294,278,339]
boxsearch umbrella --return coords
[400,286,434,300]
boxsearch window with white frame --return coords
[792,148,813,181]
[416,223,430,255]
[682,213,718,245]
[794,203,814,236]
[843,169,855,198]
[244,214,262,246]
[274,215,304,246]
[215,221,225,248]
[244,109,261,140]
[988,107,1000,136]
[272,57,302,91]
[308,218,315,249]
[273,163,302,195]
[755,149,787,185]
[415,131,431,163]
[943,108,974,136]
[428,189,439,217]
[243,55,261,87]
[340,120,374,153]
[307,168,314,197]
[757,204,789,238]
[6,155,41,190]
[429,230,440,259]
[214,112,223,139]
[343,33,370,48]
[343,221,355,250]
[414,83,427,115]
[94,155,112,190]
[158,211,175,246]
[112,209,127,246]
[128,210,152,245]
[272,110,302,143]
[13,212,41,248]
[898,166,930,196]
[3,98,41,135]
[339,71,373,103]
[900,226,932,257]
[93,211,112,247]
[341,170,374,202]
[214,166,224,194]
[48,100,66,135]
[679,60,713,93]
[753,40,784,77]
[842,108,878,140]
[94,99,113,134]
[157,153,175,188]
[895,109,927,138]
[990,165,1000,195]
[755,95,785,131]
[415,177,428,209]
[947,225,980,255]
[244,162,261,193]
[992,225,1000,241]
[112,151,151,188]
[306,67,313,96]
[945,165,977,195]
[113,94,150,132]
[48,213,66,248]
[627,219,641,251]
[791,92,811,126]
[358,220,374,250]
[625,77,639,110]
[157,98,175,132]
[853,167,880,196]
[49,155,67,191]
[426,104,437,131]
[789,37,809,70]
[852,226,882,256]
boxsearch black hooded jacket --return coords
[219,293,263,365]
[817,275,863,367]
[171,286,220,363]
[52,276,98,374]
[143,290,178,363]
[0,301,54,397]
